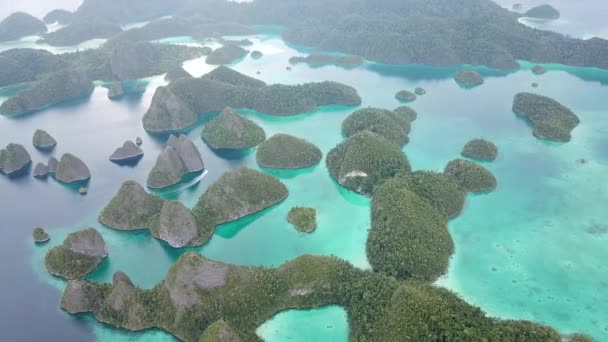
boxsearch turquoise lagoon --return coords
[1,29,608,341]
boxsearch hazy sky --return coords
[0,0,82,20]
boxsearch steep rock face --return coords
[33,227,50,243]
[147,135,204,189]
[164,66,191,82]
[47,156,59,173]
[99,181,163,230]
[63,228,107,258]
[0,12,47,42]
[61,280,100,313]
[55,153,91,183]
[45,228,107,279]
[108,82,125,99]
[106,272,148,330]
[33,163,50,177]
[0,143,31,174]
[143,87,198,133]
[109,140,143,162]
[156,201,199,248]
[33,129,57,150]
[201,107,265,150]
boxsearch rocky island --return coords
[395,90,416,102]
[206,44,248,65]
[256,134,322,169]
[33,129,57,150]
[288,207,317,233]
[143,66,361,133]
[147,135,204,189]
[201,107,266,150]
[0,12,47,43]
[33,227,50,244]
[0,69,94,117]
[55,153,91,183]
[164,66,191,82]
[454,70,484,87]
[327,131,411,196]
[288,54,364,67]
[0,143,31,175]
[513,92,580,142]
[523,4,560,20]
[461,138,498,161]
[532,65,547,75]
[444,159,497,193]
[45,228,107,279]
[110,141,144,163]
[342,107,414,146]
[250,50,263,59]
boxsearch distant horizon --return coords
[0,0,82,21]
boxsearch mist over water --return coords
[0,0,82,21]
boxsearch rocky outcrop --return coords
[0,143,31,175]
[99,181,163,230]
[454,70,484,87]
[33,227,50,243]
[108,82,125,100]
[164,66,191,82]
[33,129,57,150]
[44,228,107,279]
[206,44,248,65]
[147,135,204,189]
[55,153,91,183]
[48,156,58,173]
[201,107,265,150]
[109,140,143,162]
[154,201,199,248]
[33,163,50,177]
[0,12,47,42]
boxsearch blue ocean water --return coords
[1,16,608,342]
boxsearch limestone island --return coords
[394,105,418,122]
[0,12,47,43]
[110,140,144,163]
[250,50,263,59]
[327,131,411,196]
[0,143,31,175]
[55,153,91,183]
[33,227,50,244]
[201,107,266,150]
[0,69,94,116]
[288,54,364,67]
[44,227,107,279]
[43,9,73,25]
[288,207,317,233]
[414,87,426,95]
[34,156,58,178]
[454,70,484,87]
[147,135,204,189]
[342,107,414,146]
[532,65,547,75]
[206,44,248,65]
[256,134,322,169]
[143,66,361,133]
[395,90,416,102]
[58,251,569,342]
[100,167,287,248]
[461,138,498,161]
[524,4,560,20]
[108,82,125,100]
[444,159,497,193]
[33,129,57,150]
[164,66,191,82]
[513,92,580,142]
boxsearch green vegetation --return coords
[201,107,266,150]
[395,171,466,218]
[444,159,497,193]
[342,107,413,146]
[0,12,46,42]
[33,227,50,244]
[45,228,106,279]
[256,134,322,169]
[524,4,560,20]
[288,54,364,67]
[367,177,453,281]
[393,105,418,122]
[395,90,416,102]
[33,129,57,150]
[43,9,73,25]
[0,49,68,87]
[327,131,410,195]
[287,207,317,233]
[0,143,31,175]
[454,70,484,87]
[513,92,580,142]
[206,44,248,65]
[144,66,361,133]
[0,69,94,116]
[199,320,242,342]
[40,21,122,46]
[461,138,498,161]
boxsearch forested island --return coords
[342,107,415,146]
[513,93,580,142]
[201,107,266,150]
[143,66,361,133]
[256,134,322,169]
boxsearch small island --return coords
[33,163,50,178]
[288,54,364,67]
[201,107,266,150]
[44,227,107,279]
[164,66,191,82]
[454,70,484,87]
[461,138,498,161]
[0,12,47,43]
[395,90,416,102]
[288,207,317,233]
[513,92,580,142]
[414,87,426,95]
[532,65,547,75]
[256,134,322,169]
[0,143,31,175]
[206,44,248,65]
[33,227,50,244]
[33,129,57,150]
[147,135,204,189]
[107,82,125,100]
[110,140,144,163]
[327,131,411,196]
[523,4,560,20]
[342,107,413,146]
[55,153,91,183]
[444,159,497,193]
[250,50,263,59]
